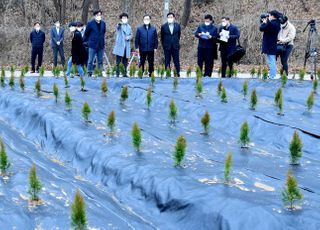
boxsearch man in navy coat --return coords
[161,12,181,77]
[83,9,106,77]
[260,10,281,79]
[135,14,158,77]
[30,22,45,73]
[50,19,65,67]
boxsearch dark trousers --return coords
[220,49,234,78]
[197,47,214,77]
[164,48,180,76]
[139,51,154,76]
[31,46,43,72]
[116,52,128,77]
[279,45,293,76]
[52,45,66,67]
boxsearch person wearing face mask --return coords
[260,10,281,79]
[50,19,66,68]
[277,16,296,76]
[218,17,240,78]
[66,22,86,78]
[135,14,158,77]
[112,13,133,78]
[30,22,46,73]
[83,9,106,77]
[161,12,181,77]
[195,14,218,77]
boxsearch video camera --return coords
[260,13,269,23]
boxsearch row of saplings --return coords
[0,65,318,114]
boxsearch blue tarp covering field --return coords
[0,75,319,229]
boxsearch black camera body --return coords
[260,13,269,23]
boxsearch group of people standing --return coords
[29,9,296,78]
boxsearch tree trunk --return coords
[181,0,192,28]
[81,0,91,23]
[92,0,99,10]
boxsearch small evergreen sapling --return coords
[277,91,283,115]
[19,72,25,91]
[313,78,318,93]
[146,87,152,109]
[28,164,42,201]
[250,88,257,110]
[262,66,268,80]
[131,122,142,152]
[82,102,91,122]
[138,67,143,79]
[150,72,155,86]
[64,73,69,88]
[306,91,314,111]
[174,135,187,167]
[101,79,108,96]
[9,65,15,89]
[299,69,305,81]
[281,72,288,87]
[35,77,41,97]
[274,88,282,105]
[166,68,171,78]
[173,69,178,78]
[226,67,231,78]
[224,152,232,183]
[221,87,227,103]
[143,68,148,77]
[239,121,250,148]
[107,111,115,133]
[65,91,72,110]
[196,78,203,97]
[243,80,248,99]
[94,65,101,77]
[282,170,303,210]
[39,65,45,77]
[173,77,178,91]
[157,65,161,77]
[217,80,223,96]
[71,190,87,230]
[169,99,177,123]
[289,130,303,165]
[106,66,111,77]
[53,83,59,103]
[129,64,136,78]
[71,64,77,77]
[120,85,129,103]
[187,66,192,77]
[119,63,126,77]
[112,65,117,76]
[80,76,85,91]
[83,66,88,77]
[257,66,262,78]
[0,66,5,87]
[160,66,165,78]
[201,111,210,134]
[250,67,256,78]
[0,140,10,176]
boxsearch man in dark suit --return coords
[161,12,181,77]
[83,9,106,77]
[50,19,65,67]
[135,14,158,77]
[30,22,45,73]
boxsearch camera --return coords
[260,13,269,23]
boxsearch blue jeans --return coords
[279,45,293,76]
[87,48,104,75]
[267,55,276,79]
[66,57,84,77]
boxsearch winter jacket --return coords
[50,26,64,48]
[161,22,181,50]
[218,24,240,55]
[195,23,218,49]
[112,23,133,58]
[83,20,106,50]
[30,30,45,48]
[135,24,158,52]
[72,30,87,65]
[277,21,296,46]
[260,19,281,55]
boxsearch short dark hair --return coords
[76,22,84,27]
[167,12,175,17]
[34,21,40,26]
[93,9,102,16]
[68,22,77,28]
[204,14,213,21]
[269,10,280,19]
[53,19,59,24]
[143,14,151,20]
[221,16,230,21]
[119,13,129,19]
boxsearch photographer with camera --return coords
[277,16,296,76]
[259,10,281,79]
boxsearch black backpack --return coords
[228,39,246,63]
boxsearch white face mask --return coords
[96,15,102,21]
[144,20,150,25]
[77,27,82,32]
[55,23,60,28]
[70,27,75,32]
[35,27,40,31]
[122,18,128,24]
[204,22,211,26]
[221,22,227,27]
[168,18,174,24]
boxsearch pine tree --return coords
[250,67,256,78]
[112,65,117,76]
[289,130,303,165]
[107,111,115,133]
[71,190,87,230]
[174,135,187,167]
[187,66,192,78]
[201,111,210,134]
[173,77,178,91]
[282,170,303,209]
[94,65,101,77]
[28,164,42,201]
[52,66,57,77]
[277,91,283,115]
[65,91,72,110]
[0,66,5,87]
[19,72,25,91]
[313,78,318,93]
[196,78,203,97]
[224,152,232,182]
[35,77,41,97]
[160,66,165,78]
[80,76,85,91]
[217,80,223,96]
[23,65,29,74]
[262,66,268,80]
[173,68,178,78]
[169,99,177,123]
[56,66,61,78]
[257,66,262,79]
[274,88,282,105]
[143,68,148,77]
[71,64,77,77]
[221,87,227,103]
[306,91,314,111]
[226,67,231,78]
[299,69,305,81]
[138,67,143,79]
[239,121,250,147]
[146,87,152,109]
[39,65,45,77]
[120,85,129,103]
[157,65,161,77]
[196,66,202,77]
[166,68,171,78]
[281,72,288,87]
[9,65,15,89]
[101,79,108,96]
[129,64,136,78]
[231,68,238,77]
[53,83,59,103]
[64,73,69,88]
[106,66,111,77]
[81,102,91,122]
[119,63,126,77]
[250,88,257,110]
[243,80,248,99]
[150,72,155,86]
[131,122,142,152]
[0,140,10,175]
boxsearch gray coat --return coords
[112,23,133,58]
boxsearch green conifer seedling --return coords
[173,77,178,91]
[196,78,203,97]
[71,190,87,230]
[243,80,248,99]
[262,67,268,80]
[112,65,117,76]
[101,79,108,96]
[119,63,126,77]
[53,83,59,103]
[250,88,257,110]
[9,72,15,89]
[106,66,111,77]
[82,102,91,122]
[0,66,5,87]
[281,72,287,87]
[166,68,171,78]
[221,87,227,103]
[157,65,161,77]
[65,91,72,110]
[39,65,45,77]
[282,170,303,209]
[217,80,223,96]
[187,66,192,77]
[257,66,262,78]
[174,135,187,167]
[28,164,42,201]
[224,152,232,182]
[160,66,165,78]
[277,92,283,115]
[274,88,282,105]
[107,111,115,133]
[169,99,177,123]
[64,73,69,88]
[0,140,10,175]
[150,72,155,86]
[35,77,41,97]
[131,122,142,152]
[120,85,128,103]
[239,121,250,147]
[299,69,305,81]
[250,67,256,78]
[80,76,85,91]
[71,64,77,77]
[313,78,318,93]
[94,65,101,77]
[306,91,314,111]
[289,130,303,165]
[19,72,25,91]
[138,67,143,79]
[147,87,152,109]
[83,66,88,77]
[201,111,210,134]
